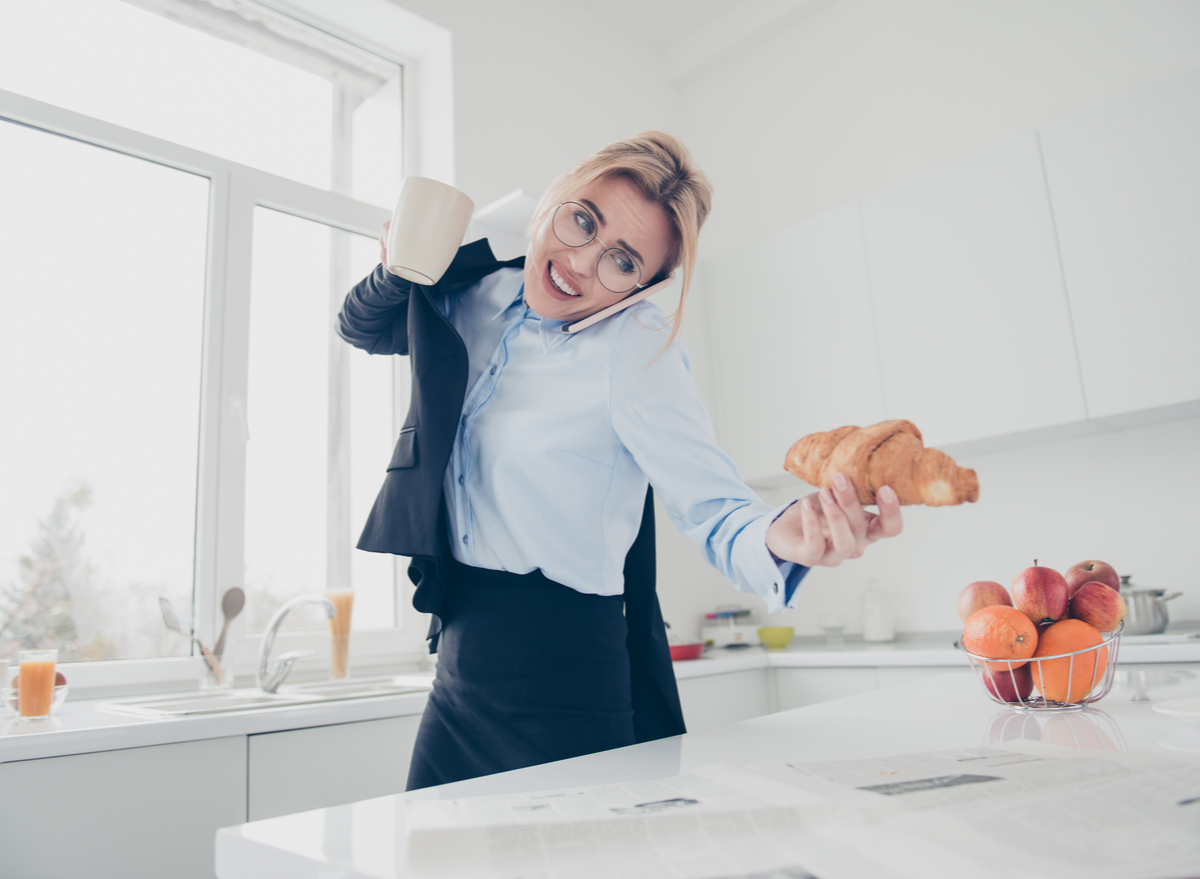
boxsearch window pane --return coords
[0,0,402,206]
[244,209,401,633]
[0,120,207,663]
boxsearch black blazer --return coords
[336,239,686,741]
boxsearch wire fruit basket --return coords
[961,620,1124,712]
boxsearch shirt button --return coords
[457,475,464,486]
[490,365,497,375]
[461,415,468,427]
[773,584,779,593]
[462,535,468,544]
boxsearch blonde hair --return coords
[528,131,712,347]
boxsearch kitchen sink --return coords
[100,676,432,718]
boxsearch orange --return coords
[1030,619,1108,704]
[962,605,1038,670]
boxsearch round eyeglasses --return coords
[551,202,646,295]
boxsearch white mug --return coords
[385,177,475,285]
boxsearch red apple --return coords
[983,662,1034,702]
[957,581,1013,624]
[1064,560,1120,597]
[1012,562,1069,626]
[1069,581,1127,633]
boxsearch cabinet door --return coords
[676,668,771,732]
[0,736,246,879]
[706,201,884,484]
[861,132,1087,447]
[1039,67,1200,419]
[248,714,421,821]
[773,667,879,712]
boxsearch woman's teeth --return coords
[549,264,581,297]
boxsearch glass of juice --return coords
[18,649,58,721]
[326,591,354,679]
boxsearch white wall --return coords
[654,0,1200,637]
[385,0,680,213]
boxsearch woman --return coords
[337,132,902,791]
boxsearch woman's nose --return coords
[563,241,601,278]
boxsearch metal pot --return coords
[1119,575,1183,635]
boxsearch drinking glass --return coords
[18,649,58,721]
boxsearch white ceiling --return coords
[580,0,747,45]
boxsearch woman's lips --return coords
[542,260,582,301]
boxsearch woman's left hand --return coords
[765,472,903,568]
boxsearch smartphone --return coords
[561,276,675,334]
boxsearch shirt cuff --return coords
[742,500,810,613]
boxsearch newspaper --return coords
[405,744,1200,879]
[749,742,1200,879]
[405,763,907,879]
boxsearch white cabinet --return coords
[860,132,1087,448]
[676,668,772,732]
[706,201,884,483]
[1039,67,1200,419]
[247,715,422,820]
[0,736,246,879]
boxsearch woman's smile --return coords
[545,261,583,299]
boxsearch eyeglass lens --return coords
[551,203,642,294]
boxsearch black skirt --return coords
[405,560,638,790]
[405,488,686,791]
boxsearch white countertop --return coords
[4,629,1197,763]
[214,664,1200,879]
[671,628,1200,677]
[0,679,432,763]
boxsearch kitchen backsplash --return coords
[654,414,1200,639]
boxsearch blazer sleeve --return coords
[336,264,416,356]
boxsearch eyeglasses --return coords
[551,202,647,295]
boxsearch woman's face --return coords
[523,175,673,323]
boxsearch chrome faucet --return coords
[257,595,337,693]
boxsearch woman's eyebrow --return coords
[581,198,645,266]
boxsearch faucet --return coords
[258,595,337,693]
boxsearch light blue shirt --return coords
[439,267,807,613]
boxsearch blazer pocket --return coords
[387,427,418,470]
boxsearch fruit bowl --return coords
[961,620,1123,712]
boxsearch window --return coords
[0,0,449,688]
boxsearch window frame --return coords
[0,0,453,693]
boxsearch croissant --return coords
[783,419,979,506]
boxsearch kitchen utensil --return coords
[1119,575,1181,635]
[1152,697,1200,727]
[668,643,704,661]
[158,597,225,684]
[756,626,794,650]
[960,620,1123,712]
[213,587,246,658]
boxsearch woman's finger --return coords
[797,496,829,565]
[820,487,856,560]
[867,485,904,542]
[828,473,868,538]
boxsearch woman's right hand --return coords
[379,221,391,267]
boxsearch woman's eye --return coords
[573,210,595,237]
[613,252,636,275]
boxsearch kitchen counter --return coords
[214,665,1200,879]
[0,677,433,763]
[4,628,1196,763]
[672,627,1200,678]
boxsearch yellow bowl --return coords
[757,626,794,651]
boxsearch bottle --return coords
[862,580,894,643]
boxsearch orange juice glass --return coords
[326,591,354,679]
[18,649,57,720]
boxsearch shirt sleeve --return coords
[608,307,809,613]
